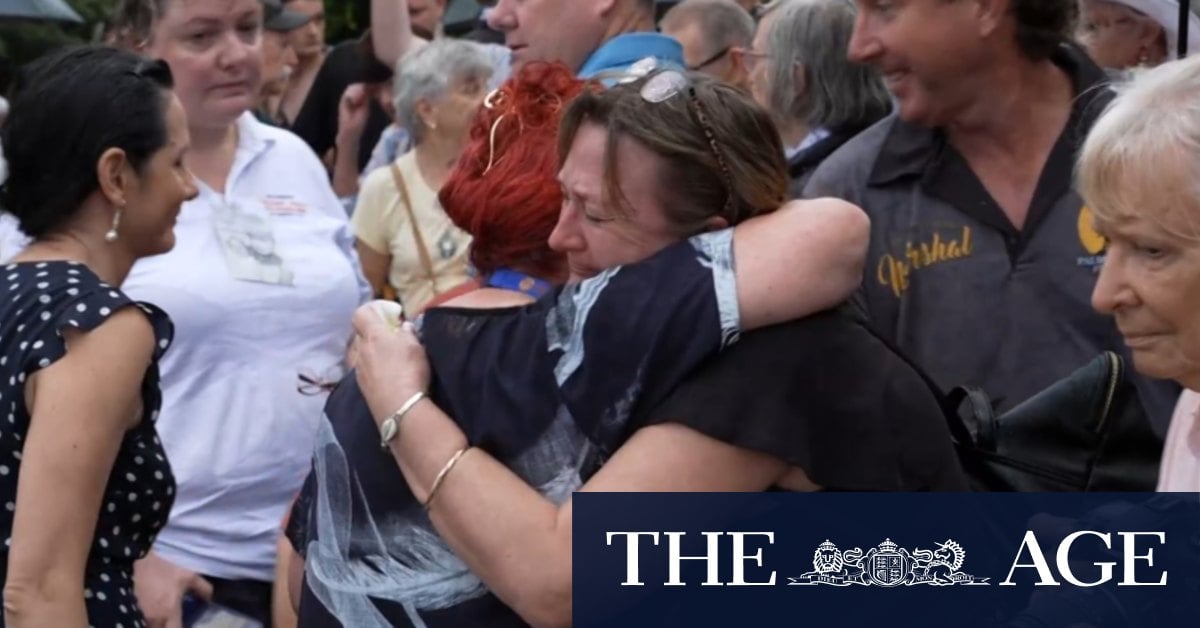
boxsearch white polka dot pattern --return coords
[0,261,174,627]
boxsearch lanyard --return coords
[485,268,553,299]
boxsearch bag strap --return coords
[389,162,439,295]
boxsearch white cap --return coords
[1106,0,1200,59]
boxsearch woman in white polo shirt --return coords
[109,0,370,624]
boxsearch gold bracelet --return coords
[424,447,470,510]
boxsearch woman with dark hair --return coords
[0,45,195,627]
[286,66,877,627]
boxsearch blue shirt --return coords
[578,32,684,78]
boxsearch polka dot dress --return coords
[0,261,176,628]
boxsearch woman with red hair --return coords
[286,66,877,627]
[420,62,585,308]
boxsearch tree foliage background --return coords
[0,0,368,93]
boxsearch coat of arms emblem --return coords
[790,538,989,587]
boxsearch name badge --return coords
[212,198,295,286]
[262,195,310,216]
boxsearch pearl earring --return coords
[105,205,123,243]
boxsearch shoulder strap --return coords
[389,162,440,296]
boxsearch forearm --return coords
[286,546,305,614]
[3,577,88,628]
[372,0,416,68]
[332,135,363,198]
[273,537,300,625]
[384,401,572,628]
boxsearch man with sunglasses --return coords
[660,0,754,89]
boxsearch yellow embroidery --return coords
[877,226,974,297]
[1077,206,1107,255]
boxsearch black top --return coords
[0,260,176,627]
[650,304,968,491]
[290,232,742,627]
[864,45,1110,254]
[290,40,391,171]
[787,114,889,198]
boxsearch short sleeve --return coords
[20,267,173,377]
[546,229,740,447]
[351,166,400,254]
[645,310,968,491]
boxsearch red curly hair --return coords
[439,62,591,281]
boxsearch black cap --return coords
[262,0,310,33]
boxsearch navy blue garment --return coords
[291,232,739,627]
[0,260,175,628]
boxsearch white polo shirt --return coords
[0,213,29,264]
[124,113,370,580]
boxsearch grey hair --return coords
[661,0,756,59]
[761,0,891,132]
[1078,55,1200,241]
[392,39,493,145]
[108,0,168,47]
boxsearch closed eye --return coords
[583,210,617,224]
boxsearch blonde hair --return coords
[1077,55,1200,240]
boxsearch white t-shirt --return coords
[123,113,370,580]
[0,212,29,263]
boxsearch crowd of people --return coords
[0,0,1199,627]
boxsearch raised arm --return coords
[351,313,790,628]
[731,197,869,329]
[372,0,425,69]
[2,309,154,626]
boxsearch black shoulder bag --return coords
[944,351,1162,491]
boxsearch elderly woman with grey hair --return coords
[351,39,490,312]
[745,0,891,193]
[1081,54,1200,490]
[1079,0,1200,72]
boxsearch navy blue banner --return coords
[573,493,1200,628]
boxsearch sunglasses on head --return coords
[638,70,736,217]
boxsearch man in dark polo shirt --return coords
[803,0,1178,431]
